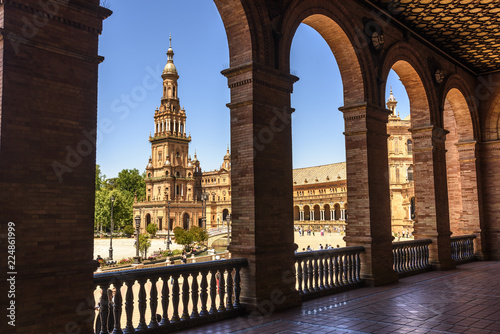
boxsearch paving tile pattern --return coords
[176,262,500,333]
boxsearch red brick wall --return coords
[0,1,110,332]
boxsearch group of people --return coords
[300,244,341,252]
[296,226,345,236]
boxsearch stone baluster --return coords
[297,260,303,295]
[313,257,319,291]
[356,252,361,282]
[123,281,135,334]
[318,256,324,290]
[339,255,345,285]
[148,277,159,328]
[112,281,123,334]
[191,272,200,318]
[136,278,148,331]
[199,271,209,316]
[170,274,181,323]
[233,266,242,309]
[347,253,353,283]
[181,273,190,320]
[329,256,334,288]
[334,255,340,286]
[159,276,169,326]
[98,283,110,334]
[218,270,226,312]
[209,270,218,314]
[303,260,309,293]
[226,268,234,310]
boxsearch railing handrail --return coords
[450,234,476,241]
[295,246,364,260]
[93,258,248,285]
[392,238,432,247]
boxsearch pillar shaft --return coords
[222,62,300,312]
[480,140,500,260]
[411,125,455,270]
[341,103,398,286]
[456,141,485,258]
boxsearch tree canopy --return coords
[94,165,146,231]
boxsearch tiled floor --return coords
[177,261,500,333]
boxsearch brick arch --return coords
[381,42,437,127]
[213,1,255,67]
[280,2,366,105]
[484,92,500,141]
[441,74,479,142]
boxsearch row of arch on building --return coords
[294,203,347,221]
[141,207,232,232]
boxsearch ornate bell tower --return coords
[146,35,197,203]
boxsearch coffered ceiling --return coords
[368,0,500,74]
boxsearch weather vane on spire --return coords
[169,33,172,48]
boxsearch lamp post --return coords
[226,214,231,246]
[109,196,115,261]
[134,215,141,264]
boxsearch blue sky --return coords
[97,1,409,179]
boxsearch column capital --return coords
[221,61,299,93]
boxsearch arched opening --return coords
[324,204,331,221]
[303,205,311,221]
[158,217,162,231]
[443,87,478,235]
[385,68,414,235]
[334,204,341,221]
[294,206,300,221]
[385,59,432,238]
[145,213,151,227]
[182,213,190,230]
[312,205,320,221]
[222,208,229,222]
[289,14,360,246]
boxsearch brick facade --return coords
[1,0,499,330]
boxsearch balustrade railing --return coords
[295,246,364,300]
[451,235,476,264]
[93,258,247,334]
[392,239,432,277]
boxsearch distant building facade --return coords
[134,43,414,235]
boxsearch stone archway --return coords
[382,48,454,269]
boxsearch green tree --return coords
[173,227,194,251]
[94,188,132,231]
[190,226,208,245]
[138,234,151,259]
[115,168,146,201]
[95,164,106,191]
[123,225,135,237]
[146,223,158,237]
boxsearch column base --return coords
[362,270,399,287]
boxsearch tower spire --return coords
[386,86,398,116]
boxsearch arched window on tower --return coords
[407,139,413,155]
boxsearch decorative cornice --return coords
[4,0,111,34]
